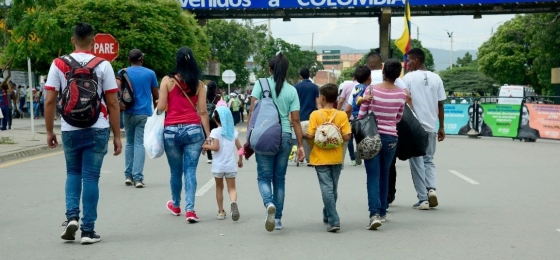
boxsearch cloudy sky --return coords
[254,14,515,52]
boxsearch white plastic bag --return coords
[144,110,165,159]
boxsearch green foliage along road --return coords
[478,14,560,95]
[5,0,210,78]
[253,38,324,85]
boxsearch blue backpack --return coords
[247,78,282,155]
[351,83,368,118]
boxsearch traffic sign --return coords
[222,70,236,84]
[93,34,119,62]
[222,70,236,95]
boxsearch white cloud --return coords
[258,14,515,52]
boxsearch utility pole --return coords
[447,31,454,69]
[267,19,271,40]
[311,33,314,51]
[417,26,419,40]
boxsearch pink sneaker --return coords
[167,201,180,216]
[186,211,200,223]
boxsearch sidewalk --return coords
[0,118,62,163]
[0,117,249,163]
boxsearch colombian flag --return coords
[395,0,411,70]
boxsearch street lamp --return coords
[444,30,453,69]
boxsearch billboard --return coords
[522,104,560,140]
[322,50,340,66]
[180,0,557,10]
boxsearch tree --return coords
[456,52,474,67]
[477,14,560,95]
[336,67,355,85]
[206,20,251,89]
[253,37,323,85]
[477,15,533,89]
[5,0,210,78]
[438,61,497,94]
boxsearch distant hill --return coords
[301,45,477,71]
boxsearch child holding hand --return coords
[203,106,244,221]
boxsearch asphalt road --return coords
[0,135,559,260]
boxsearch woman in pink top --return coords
[357,59,406,230]
[156,47,210,223]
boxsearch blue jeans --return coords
[1,107,10,130]
[255,133,292,219]
[124,114,148,181]
[62,128,109,232]
[315,165,342,226]
[163,124,204,211]
[364,134,398,217]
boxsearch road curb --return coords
[0,145,62,164]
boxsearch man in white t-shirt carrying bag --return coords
[402,48,446,210]
[44,22,122,244]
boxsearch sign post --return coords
[222,70,236,95]
[93,34,119,62]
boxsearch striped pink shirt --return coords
[357,85,406,137]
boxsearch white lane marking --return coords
[449,170,480,185]
[195,178,215,197]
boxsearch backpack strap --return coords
[328,111,338,123]
[84,57,105,70]
[259,78,272,98]
[59,55,82,69]
[320,111,339,124]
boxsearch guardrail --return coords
[441,96,560,141]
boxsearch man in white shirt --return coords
[44,22,122,244]
[403,48,446,210]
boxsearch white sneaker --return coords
[413,200,430,210]
[265,204,276,232]
[380,215,387,223]
[355,150,362,165]
[428,189,438,208]
[367,215,382,230]
[61,220,79,241]
[207,160,212,164]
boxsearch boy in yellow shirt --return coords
[306,83,351,233]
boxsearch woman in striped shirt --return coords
[357,59,407,230]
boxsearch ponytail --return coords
[268,52,289,96]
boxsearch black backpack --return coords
[57,55,105,128]
[116,69,135,108]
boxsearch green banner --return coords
[480,104,521,137]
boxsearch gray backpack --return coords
[247,78,282,155]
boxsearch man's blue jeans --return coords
[255,133,292,219]
[124,114,148,181]
[364,134,398,217]
[315,164,342,226]
[62,128,109,232]
[163,124,204,211]
[347,133,356,160]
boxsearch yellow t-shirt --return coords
[308,108,351,166]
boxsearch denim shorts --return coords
[213,172,237,178]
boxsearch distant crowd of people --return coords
[0,79,47,130]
